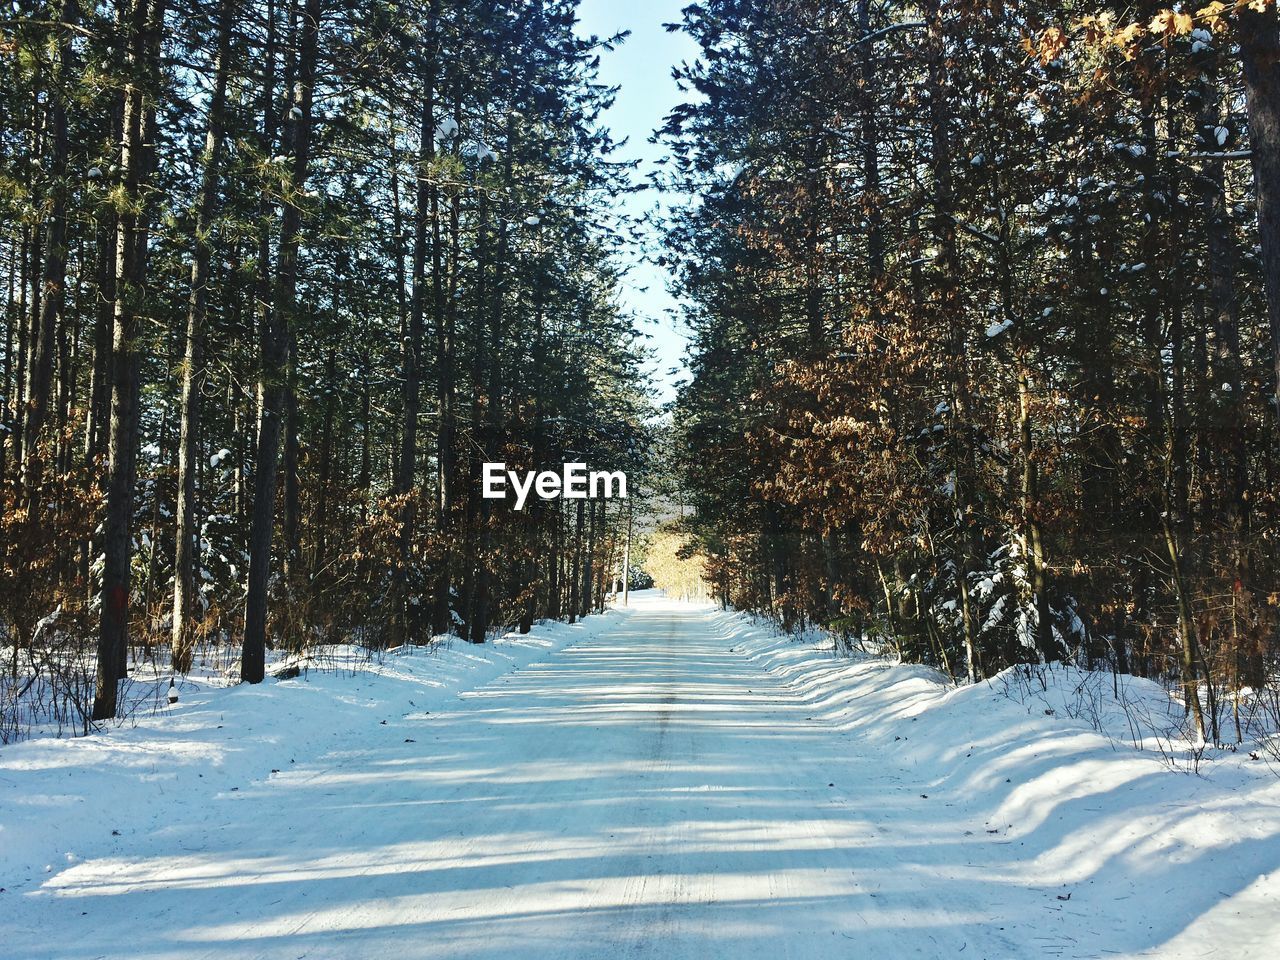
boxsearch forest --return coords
[5,0,1280,748]
[4,2,1280,957]
[664,0,1280,744]
[1,0,650,736]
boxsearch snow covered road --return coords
[3,594,1279,958]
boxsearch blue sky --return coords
[574,0,699,406]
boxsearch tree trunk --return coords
[1163,512,1207,742]
[10,227,32,474]
[923,0,978,681]
[1,237,14,484]
[582,497,597,619]
[547,501,561,620]
[1018,358,1056,661]
[22,0,79,498]
[93,0,165,721]
[84,214,115,465]
[857,0,884,293]
[173,0,234,673]
[395,46,436,642]
[431,118,459,636]
[568,497,583,624]
[282,338,300,574]
[621,498,632,606]
[242,0,322,683]
[1238,11,1280,416]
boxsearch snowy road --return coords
[5,595,1277,958]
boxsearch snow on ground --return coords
[721,607,1280,957]
[1,593,1278,958]
[0,608,631,929]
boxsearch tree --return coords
[2,0,652,733]
[661,0,1280,737]
[173,0,236,673]
[94,0,167,721]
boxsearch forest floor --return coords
[2,592,1279,958]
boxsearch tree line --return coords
[1,0,650,735]
[663,0,1280,742]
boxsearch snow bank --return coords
[710,608,1280,958]
[0,608,632,899]
[5,597,1279,958]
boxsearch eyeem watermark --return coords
[482,462,627,512]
